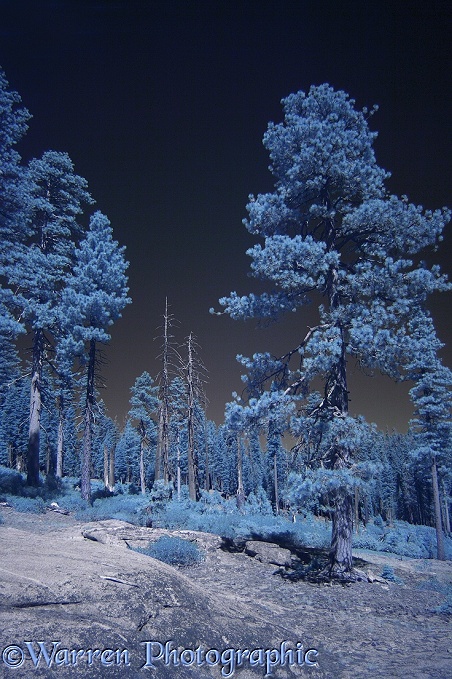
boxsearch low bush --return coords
[0,467,27,496]
[133,535,204,567]
[7,496,46,514]
[380,565,404,584]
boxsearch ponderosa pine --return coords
[215,85,450,578]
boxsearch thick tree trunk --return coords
[329,491,354,575]
[27,329,43,486]
[431,455,445,560]
[325,313,354,577]
[81,339,96,503]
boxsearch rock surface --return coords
[0,507,451,678]
[244,540,292,567]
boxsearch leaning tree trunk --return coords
[27,329,44,486]
[81,339,96,503]
[431,454,445,560]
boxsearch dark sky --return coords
[1,0,451,431]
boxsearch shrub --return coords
[244,488,273,515]
[148,480,174,515]
[133,535,204,567]
[380,565,404,584]
[0,467,26,495]
[8,496,46,514]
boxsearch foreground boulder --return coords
[245,540,292,568]
[0,518,312,678]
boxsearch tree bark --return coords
[103,444,109,489]
[442,481,450,535]
[431,455,445,560]
[186,333,200,501]
[354,487,360,534]
[329,491,354,575]
[325,315,354,576]
[273,447,279,514]
[236,434,245,510]
[81,339,96,503]
[108,446,115,492]
[27,329,43,486]
[56,410,64,478]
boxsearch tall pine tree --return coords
[216,85,450,578]
[60,211,130,501]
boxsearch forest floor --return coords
[0,506,451,679]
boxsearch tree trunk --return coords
[431,455,445,560]
[56,411,64,478]
[354,487,360,534]
[155,298,171,483]
[237,434,245,510]
[27,329,43,486]
[140,440,146,494]
[177,433,181,500]
[442,481,450,535]
[187,410,198,501]
[81,339,96,503]
[329,491,354,575]
[186,333,199,501]
[103,445,109,489]
[108,447,115,492]
[205,427,210,491]
[325,315,354,577]
[273,448,279,514]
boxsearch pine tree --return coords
[10,151,93,485]
[115,420,140,484]
[129,371,159,494]
[215,85,450,578]
[407,314,452,560]
[0,68,31,347]
[60,211,130,501]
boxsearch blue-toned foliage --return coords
[215,83,450,570]
[133,535,204,567]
